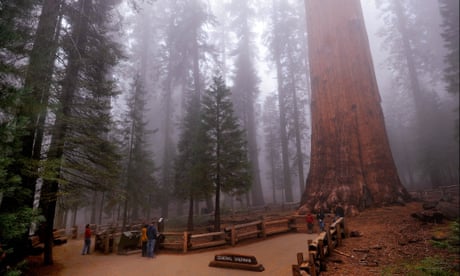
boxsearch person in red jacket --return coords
[306,213,314,234]
[81,224,92,255]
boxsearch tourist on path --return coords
[141,224,148,257]
[146,221,158,258]
[316,208,325,232]
[81,224,92,255]
[306,213,314,234]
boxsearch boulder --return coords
[436,201,459,220]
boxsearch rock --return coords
[432,231,449,241]
[349,231,362,237]
[436,201,459,220]
[422,201,437,210]
[411,211,443,223]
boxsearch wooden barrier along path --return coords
[292,217,346,276]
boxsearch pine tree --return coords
[201,76,251,231]
[439,0,459,140]
[175,92,212,231]
[0,0,45,267]
[121,75,157,228]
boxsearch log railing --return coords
[292,217,346,276]
[58,215,321,255]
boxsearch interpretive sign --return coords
[215,254,257,264]
[209,253,264,272]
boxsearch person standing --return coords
[141,224,148,257]
[146,221,158,258]
[81,224,92,255]
[306,213,314,234]
[316,208,325,232]
[334,204,345,221]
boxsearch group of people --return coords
[141,221,158,258]
[305,204,345,234]
[80,221,159,258]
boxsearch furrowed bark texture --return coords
[301,0,410,214]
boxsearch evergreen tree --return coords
[439,0,459,140]
[39,0,123,264]
[0,0,45,268]
[175,91,212,231]
[121,75,157,227]
[201,76,251,231]
[228,0,264,206]
[375,0,459,188]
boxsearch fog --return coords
[72,0,457,232]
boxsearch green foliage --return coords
[0,208,43,241]
[175,92,213,201]
[201,76,252,196]
[432,221,460,254]
[415,256,454,276]
[383,221,460,276]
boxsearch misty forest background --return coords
[0,0,458,266]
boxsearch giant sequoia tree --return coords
[300,0,409,214]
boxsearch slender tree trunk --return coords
[98,192,105,225]
[301,0,410,214]
[90,192,97,224]
[187,195,194,231]
[272,0,293,202]
[71,207,77,228]
[269,148,277,204]
[288,51,306,194]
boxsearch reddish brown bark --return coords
[300,0,410,214]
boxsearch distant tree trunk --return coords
[98,192,105,225]
[272,0,293,202]
[247,104,265,206]
[90,192,97,224]
[301,0,410,213]
[71,207,77,227]
[287,50,305,194]
[269,150,277,204]
[187,195,194,231]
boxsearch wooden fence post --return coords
[260,219,266,238]
[231,225,236,246]
[183,232,188,253]
[318,239,324,259]
[104,234,110,254]
[72,225,78,239]
[309,252,317,276]
[336,223,342,246]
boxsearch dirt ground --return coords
[320,201,459,275]
[26,201,458,275]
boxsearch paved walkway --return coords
[44,232,317,275]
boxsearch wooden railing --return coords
[57,215,319,255]
[292,217,346,276]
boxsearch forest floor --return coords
[26,201,459,275]
[320,201,459,275]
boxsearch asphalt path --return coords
[44,232,317,276]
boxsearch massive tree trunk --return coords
[21,0,61,208]
[40,0,90,264]
[300,0,410,214]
